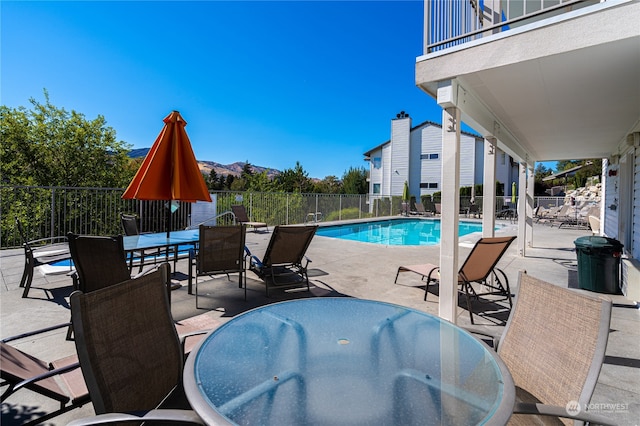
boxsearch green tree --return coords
[534,162,553,195]
[246,170,278,192]
[276,161,312,193]
[313,175,342,194]
[225,174,235,190]
[241,161,254,180]
[341,166,367,194]
[206,168,223,190]
[0,90,133,187]
[230,177,246,191]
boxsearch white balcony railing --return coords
[425,0,598,54]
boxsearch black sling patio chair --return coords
[246,225,317,297]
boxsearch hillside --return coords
[128,148,281,179]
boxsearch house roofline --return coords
[363,119,482,156]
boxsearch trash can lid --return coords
[574,236,624,249]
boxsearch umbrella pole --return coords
[166,205,171,239]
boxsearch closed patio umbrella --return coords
[122,111,211,237]
[402,181,410,215]
[511,182,517,206]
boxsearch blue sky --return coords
[2,0,557,178]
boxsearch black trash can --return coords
[574,236,623,294]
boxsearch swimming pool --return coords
[315,218,484,246]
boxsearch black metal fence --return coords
[1,185,570,249]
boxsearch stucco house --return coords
[414,0,640,319]
[363,112,518,206]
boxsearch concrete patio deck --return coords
[1,219,638,425]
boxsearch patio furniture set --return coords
[2,212,616,425]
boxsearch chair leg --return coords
[138,250,145,274]
[462,281,475,325]
[21,265,34,298]
[241,270,246,301]
[21,249,35,298]
[423,269,439,302]
[188,252,195,295]
[66,318,74,341]
[493,268,513,307]
[195,276,199,310]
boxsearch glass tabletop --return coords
[122,229,199,251]
[184,298,514,425]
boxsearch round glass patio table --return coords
[183,298,514,425]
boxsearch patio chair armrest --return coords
[67,409,204,425]
[132,265,161,279]
[302,256,312,269]
[2,322,73,343]
[179,330,211,355]
[27,236,68,246]
[11,361,81,393]
[514,402,615,426]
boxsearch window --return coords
[373,183,381,194]
[420,153,439,160]
[420,183,438,189]
[372,157,381,169]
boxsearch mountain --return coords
[128,148,281,179]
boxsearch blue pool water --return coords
[316,218,484,246]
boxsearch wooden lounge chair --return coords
[16,218,70,298]
[188,224,247,307]
[480,272,614,425]
[394,236,516,324]
[1,323,90,425]
[68,264,203,425]
[231,205,268,232]
[67,233,218,349]
[247,225,317,297]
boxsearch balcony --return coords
[416,0,640,163]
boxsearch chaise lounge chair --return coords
[1,323,90,425]
[231,205,269,232]
[411,201,432,216]
[247,225,318,297]
[394,236,516,324]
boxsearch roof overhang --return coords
[415,0,640,164]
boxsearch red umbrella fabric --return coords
[122,111,211,203]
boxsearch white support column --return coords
[517,162,527,256]
[439,106,461,323]
[482,138,497,237]
[526,163,535,249]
